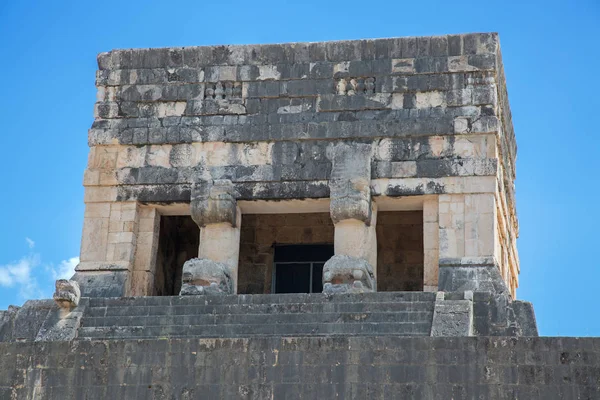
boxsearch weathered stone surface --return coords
[53,279,81,308]
[431,291,473,336]
[438,258,508,294]
[329,143,372,224]
[190,179,237,227]
[512,300,538,336]
[322,255,375,293]
[71,270,128,298]
[35,300,87,342]
[9,300,54,342]
[180,258,233,295]
[1,335,599,399]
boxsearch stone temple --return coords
[1,33,599,399]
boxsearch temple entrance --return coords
[237,212,334,294]
[154,216,199,296]
[376,211,424,291]
[272,245,333,293]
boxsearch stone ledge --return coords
[97,33,499,70]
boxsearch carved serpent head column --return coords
[324,143,377,293]
[181,179,241,296]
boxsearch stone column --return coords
[72,201,140,297]
[130,206,160,296]
[180,179,240,295]
[423,197,439,292]
[437,193,509,294]
[323,143,377,293]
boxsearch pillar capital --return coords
[190,179,237,228]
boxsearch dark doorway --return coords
[237,213,334,294]
[376,211,424,291]
[273,245,333,294]
[154,216,199,296]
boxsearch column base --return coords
[179,258,234,296]
[437,257,509,294]
[71,270,129,298]
[322,255,375,294]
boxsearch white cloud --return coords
[0,254,41,299]
[53,257,79,280]
[0,237,79,302]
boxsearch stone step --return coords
[81,311,434,328]
[84,301,435,318]
[77,321,432,340]
[86,291,437,308]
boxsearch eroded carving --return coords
[53,279,81,309]
[179,258,233,295]
[329,143,373,224]
[205,82,242,100]
[336,77,376,95]
[322,255,375,293]
[190,179,237,227]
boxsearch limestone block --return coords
[464,194,496,257]
[438,194,465,259]
[416,91,445,108]
[53,280,81,309]
[130,271,155,297]
[180,258,233,295]
[322,255,375,294]
[80,217,109,262]
[116,146,147,169]
[329,143,373,224]
[430,292,474,336]
[146,145,172,168]
[84,203,111,218]
[84,186,117,203]
[83,169,100,186]
[191,179,237,227]
[257,65,281,81]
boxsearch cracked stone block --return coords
[53,280,81,309]
[179,258,233,295]
[322,255,375,293]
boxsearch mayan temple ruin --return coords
[1,33,599,399]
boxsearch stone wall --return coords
[1,336,597,399]
[76,33,521,297]
[376,211,424,292]
[238,213,334,294]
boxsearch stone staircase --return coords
[77,292,436,340]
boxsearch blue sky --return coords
[0,0,598,336]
